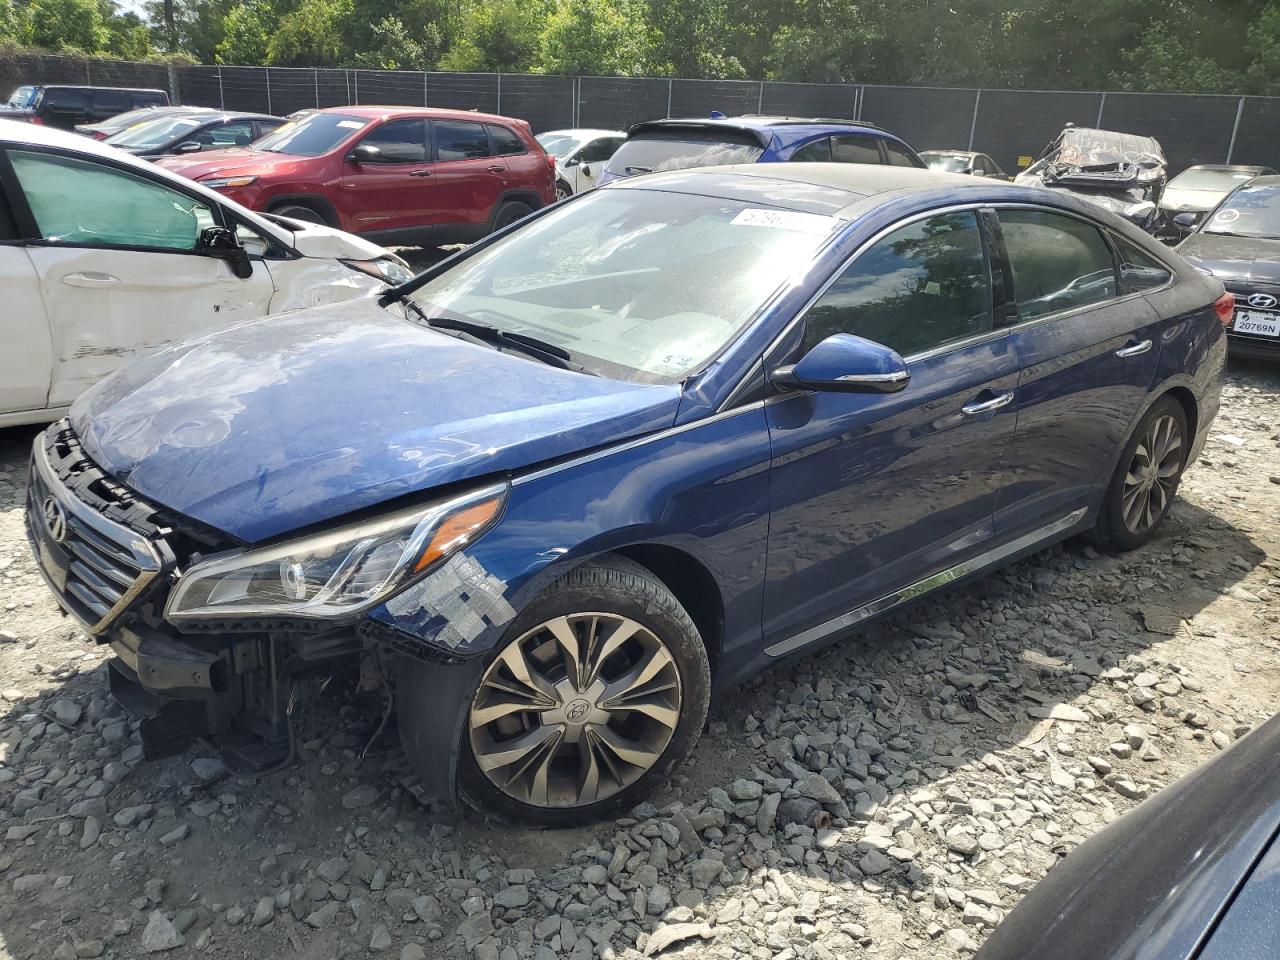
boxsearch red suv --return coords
[154,106,556,245]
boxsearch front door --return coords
[3,146,273,408]
[570,136,623,193]
[339,118,432,236]
[762,210,1019,651]
[992,208,1165,533]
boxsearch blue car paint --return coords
[64,166,1226,798]
[596,117,923,188]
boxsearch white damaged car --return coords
[0,119,413,427]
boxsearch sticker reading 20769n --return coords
[730,208,834,235]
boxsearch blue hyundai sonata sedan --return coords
[25,164,1228,824]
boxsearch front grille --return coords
[24,423,171,636]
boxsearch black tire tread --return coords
[1093,394,1188,552]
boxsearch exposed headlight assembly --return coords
[342,256,415,285]
[200,175,258,190]
[165,483,506,622]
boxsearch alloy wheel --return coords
[469,613,682,808]
[1121,413,1183,534]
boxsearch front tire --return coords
[271,203,328,226]
[491,200,533,233]
[1094,396,1188,551]
[457,556,711,826]
[556,180,573,201]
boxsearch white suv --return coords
[0,119,413,427]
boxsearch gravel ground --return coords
[0,362,1278,960]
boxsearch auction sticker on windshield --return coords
[1235,309,1280,337]
[731,208,832,234]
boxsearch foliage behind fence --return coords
[5,53,1280,176]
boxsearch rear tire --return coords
[1093,395,1188,551]
[271,203,328,226]
[491,200,533,233]
[556,180,573,201]
[456,556,711,826]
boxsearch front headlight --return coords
[341,256,415,285]
[165,483,506,622]
[201,175,258,190]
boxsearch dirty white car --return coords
[536,128,626,199]
[0,119,412,427]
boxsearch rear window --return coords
[488,124,525,157]
[131,92,168,107]
[92,90,129,114]
[885,142,923,167]
[253,112,369,157]
[434,120,491,160]
[605,129,764,177]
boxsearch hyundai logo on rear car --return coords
[1247,293,1278,308]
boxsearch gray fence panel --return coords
[424,73,499,113]
[1099,93,1239,173]
[972,89,1105,175]
[264,68,319,114]
[498,74,574,133]
[576,77,670,131]
[860,85,979,154]
[354,70,426,107]
[1230,98,1280,167]
[176,66,223,108]
[217,66,271,114]
[669,79,758,118]
[761,82,858,120]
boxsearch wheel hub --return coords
[540,678,611,741]
[1121,413,1183,535]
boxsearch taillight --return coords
[1214,291,1234,327]
[29,116,43,125]
[93,131,107,140]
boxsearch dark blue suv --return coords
[596,115,924,186]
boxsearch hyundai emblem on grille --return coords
[1246,293,1278,308]
[41,496,68,543]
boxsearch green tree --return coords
[352,15,442,70]
[268,0,347,66]
[216,1,272,64]
[23,0,109,52]
[539,0,653,75]
[440,0,545,72]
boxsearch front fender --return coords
[366,401,774,669]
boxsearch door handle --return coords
[487,165,505,173]
[961,391,1014,416]
[408,169,432,177]
[1115,339,1152,358]
[62,272,119,288]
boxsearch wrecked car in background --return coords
[1015,126,1167,233]
[0,119,411,427]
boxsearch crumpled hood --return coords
[1178,233,1280,284]
[70,300,680,542]
[153,146,299,181]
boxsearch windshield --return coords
[7,86,37,108]
[922,153,969,173]
[252,112,368,156]
[1202,184,1280,239]
[407,189,836,382]
[604,130,764,178]
[107,114,206,150]
[1170,168,1260,192]
[536,134,582,158]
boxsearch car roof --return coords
[1185,163,1271,173]
[310,105,523,125]
[37,84,167,94]
[626,115,894,149]
[922,149,979,158]
[539,128,625,138]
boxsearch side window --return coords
[256,120,284,138]
[884,142,921,168]
[803,211,993,356]
[1114,235,1172,293]
[92,91,129,116]
[131,92,167,108]
[999,209,1118,322]
[42,89,88,115]
[487,124,526,157]
[356,119,427,163]
[578,137,619,164]
[202,120,255,148]
[832,135,884,165]
[9,150,214,250]
[434,120,491,161]
[971,157,987,175]
[789,138,832,162]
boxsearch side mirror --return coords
[174,140,203,153]
[772,333,910,394]
[348,143,382,164]
[580,163,593,178]
[197,225,253,280]
[1172,211,1198,230]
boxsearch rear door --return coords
[993,207,1165,534]
[339,118,431,235]
[763,209,1019,652]
[427,119,506,234]
[38,89,91,130]
[1,146,273,408]
[90,90,130,123]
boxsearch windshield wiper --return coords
[624,165,653,175]
[401,302,595,375]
